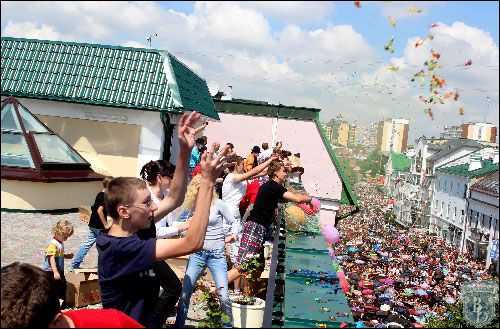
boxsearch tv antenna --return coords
[146,33,158,48]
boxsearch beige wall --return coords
[338,123,349,147]
[1,179,102,211]
[36,115,141,177]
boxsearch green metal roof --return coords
[1,37,218,119]
[166,52,218,119]
[390,151,411,171]
[215,99,320,121]
[437,159,499,178]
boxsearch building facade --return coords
[465,168,499,273]
[376,119,409,154]
[430,153,499,249]
[462,122,497,143]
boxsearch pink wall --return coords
[204,113,343,207]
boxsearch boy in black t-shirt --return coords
[71,176,113,270]
[226,161,314,286]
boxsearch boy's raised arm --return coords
[155,111,207,220]
[155,144,234,260]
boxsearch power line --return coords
[173,49,499,70]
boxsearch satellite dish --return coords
[208,81,220,97]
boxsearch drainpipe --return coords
[160,112,174,161]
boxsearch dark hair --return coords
[279,150,292,159]
[227,155,244,170]
[140,160,176,183]
[102,176,114,189]
[105,177,147,219]
[268,161,284,179]
[1,262,61,328]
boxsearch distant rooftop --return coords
[470,170,499,197]
[437,159,499,179]
[390,151,411,171]
[427,138,484,162]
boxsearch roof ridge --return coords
[1,36,162,54]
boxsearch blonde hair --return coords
[52,219,74,237]
[180,175,218,211]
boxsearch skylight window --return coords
[1,96,103,182]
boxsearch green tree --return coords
[337,155,359,188]
[360,150,388,176]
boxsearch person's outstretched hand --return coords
[178,111,208,150]
[200,143,235,182]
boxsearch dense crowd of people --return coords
[336,181,498,328]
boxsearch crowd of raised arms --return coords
[1,111,314,328]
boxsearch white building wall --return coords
[431,172,468,247]
[467,189,499,271]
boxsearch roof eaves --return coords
[1,91,183,114]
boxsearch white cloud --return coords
[3,21,63,40]
[241,1,334,24]
[122,40,148,49]
[193,2,275,50]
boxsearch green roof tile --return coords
[438,159,499,178]
[390,151,411,171]
[1,37,218,119]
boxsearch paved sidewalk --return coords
[0,211,203,327]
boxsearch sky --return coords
[1,1,499,144]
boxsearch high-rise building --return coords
[338,122,350,147]
[322,117,356,147]
[441,125,462,140]
[377,119,409,154]
[461,122,497,143]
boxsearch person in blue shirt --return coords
[189,136,206,177]
[96,112,232,327]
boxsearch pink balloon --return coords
[311,198,321,212]
[322,224,340,244]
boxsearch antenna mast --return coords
[146,33,158,48]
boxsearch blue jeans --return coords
[175,248,233,328]
[71,227,101,269]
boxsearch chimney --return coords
[468,154,482,171]
[493,150,499,164]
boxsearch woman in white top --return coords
[138,160,189,328]
[222,154,277,293]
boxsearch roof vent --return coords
[468,154,482,172]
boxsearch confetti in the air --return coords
[424,108,434,120]
[384,37,395,53]
[415,39,425,48]
[408,6,423,14]
[388,16,397,27]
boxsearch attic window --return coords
[1,96,103,182]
